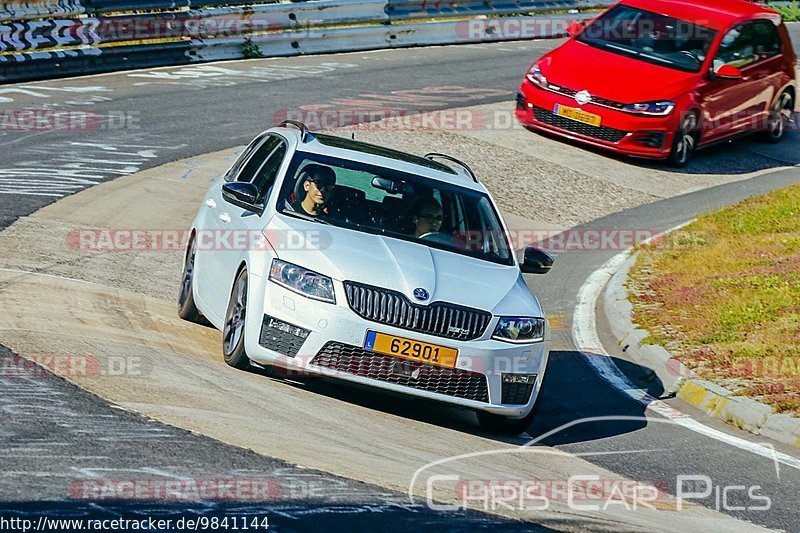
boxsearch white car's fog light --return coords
[269,259,335,303]
[502,373,537,384]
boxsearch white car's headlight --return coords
[622,100,675,116]
[269,259,335,304]
[493,317,545,343]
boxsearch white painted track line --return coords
[572,226,800,473]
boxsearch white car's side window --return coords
[252,142,288,204]
[224,132,269,182]
[235,136,281,184]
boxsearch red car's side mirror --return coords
[714,64,744,80]
[566,22,585,38]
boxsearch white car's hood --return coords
[266,215,543,315]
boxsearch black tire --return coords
[222,267,251,370]
[178,235,205,323]
[477,391,542,436]
[667,111,699,168]
[762,91,794,144]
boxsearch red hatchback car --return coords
[515,0,798,166]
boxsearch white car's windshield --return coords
[577,5,717,73]
[277,152,515,266]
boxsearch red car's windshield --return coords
[577,4,718,72]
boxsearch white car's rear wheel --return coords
[223,268,251,370]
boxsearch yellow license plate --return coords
[554,104,602,127]
[364,331,458,368]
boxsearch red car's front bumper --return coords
[515,80,679,159]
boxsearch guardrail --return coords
[0,0,604,84]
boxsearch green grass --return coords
[772,1,800,22]
[241,38,263,59]
[628,184,800,415]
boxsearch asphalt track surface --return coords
[1,26,799,530]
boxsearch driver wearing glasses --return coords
[291,164,337,217]
[408,197,444,238]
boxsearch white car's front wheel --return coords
[476,394,541,436]
[223,267,251,370]
[178,235,205,324]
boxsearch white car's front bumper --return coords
[244,271,550,417]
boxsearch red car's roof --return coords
[620,0,781,30]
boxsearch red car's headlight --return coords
[526,64,548,89]
[622,101,676,116]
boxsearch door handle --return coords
[218,213,231,223]
[205,199,217,209]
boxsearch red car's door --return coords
[698,20,782,143]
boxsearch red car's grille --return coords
[547,85,625,110]
[311,342,490,402]
[533,107,628,143]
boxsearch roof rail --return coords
[279,120,313,143]
[423,153,478,183]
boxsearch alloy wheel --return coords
[768,92,793,141]
[223,270,247,356]
[178,238,196,306]
[674,113,697,166]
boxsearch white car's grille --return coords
[343,281,492,341]
[312,342,490,402]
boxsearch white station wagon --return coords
[179,121,554,434]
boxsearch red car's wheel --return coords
[668,112,698,168]
[763,91,794,144]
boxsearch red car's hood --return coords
[540,40,698,104]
